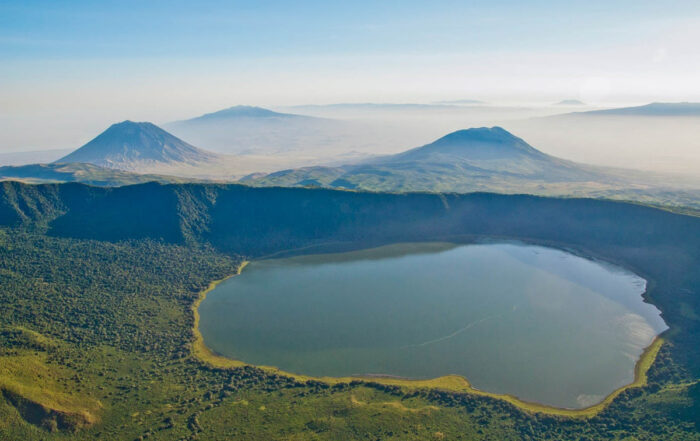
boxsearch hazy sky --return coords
[2,0,700,151]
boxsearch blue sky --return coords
[2,1,696,58]
[1,0,700,150]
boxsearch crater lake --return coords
[198,242,668,409]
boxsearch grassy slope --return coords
[0,328,101,431]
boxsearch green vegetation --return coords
[0,181,698,439]
[0,327,102,431]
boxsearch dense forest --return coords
[0,180,698,440]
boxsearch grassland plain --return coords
[0,181,699,440]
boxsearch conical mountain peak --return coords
[57,121,218,171]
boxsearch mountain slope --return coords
[377,127,604,180]
[57,121,219,171]
[247,127,607,189]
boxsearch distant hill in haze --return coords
[177,105,305,122]
[285,102,462,112]
[434,99,485,105]
[164,105,348,155]
[384,127,550,164]
[0,162,190,187]
[57,121,220,171]
[566,102,700,117]
[245,127,606,190]
[555,99,585,106]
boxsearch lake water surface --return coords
[198,242,667,408]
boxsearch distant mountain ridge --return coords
[434,99,484,105]
[285,102,462,111]
[566,102,700,117]
[555,99,585,106]
[165,105,346,155]
[57,121,219,171]
[174,105,307,123]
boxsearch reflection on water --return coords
[199,242,667,409]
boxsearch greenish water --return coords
[199,242,667,409]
